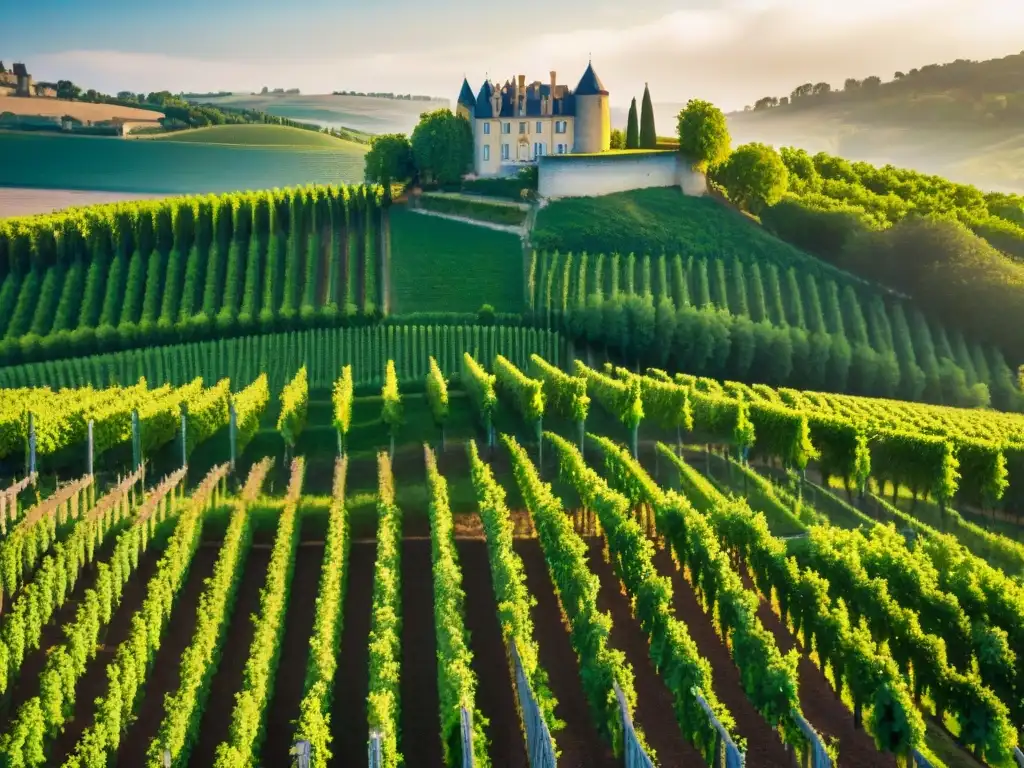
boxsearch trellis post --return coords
[26,411,37,477]
[87,419,95,478]
[180,405,188,469]
[131,409,141,473]
[229,400,238,471]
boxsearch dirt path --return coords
[190,547,272,765]
[585,539,706,767]
[456,538,528,768]
[51,549,163,762]
[329,540,376,767]
[400,537,444,767]
[744,573,898,768]
[114,544,221,765]
[514,538,617,768]
[261,537,327,765]
[651,547,791,766]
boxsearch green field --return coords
[196,92,448,136]
[532,187,855,280]
[389,206,525,313]
[0,131,365,194]
[145,124,363,149]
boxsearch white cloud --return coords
[32,0,1024,110]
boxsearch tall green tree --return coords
[676,99,731,172]
[364,134,414,192]
[639,84,657,148]
[625,98,640,149]
[610,129,626,149]
[410,110,473,186]
[714,142,789,213]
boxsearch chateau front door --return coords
[517,140,530,162]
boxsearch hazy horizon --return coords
[2,0,1022,111]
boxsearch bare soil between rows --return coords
[330,540,376,767]
[52,547,163,762]
[456,538,529,768]
[115,544,221,765]
[190,547,272,765]
[262,532,326,765]
[514,537,617,768]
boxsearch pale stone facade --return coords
[458,64,611,177]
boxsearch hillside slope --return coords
[728,52,1024,192]
[145,124,362,149]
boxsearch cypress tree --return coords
[584,254,605,345]
[951,329,979,387]
[785,268,806,328]
[727,314,756,380]
[640,83,657,148]
[626,98,640,149]
[712,258,729,310]
[729,258,750,317]
[641,254,652,298]
[910,309,942,402]
[841,285,879,395]
[655,294,676,365]
[695,258,712,309]
[656,254,669,302]
[764,264,787,326]
[749,264,765,323]
[889,303,926,401]
[988,346,1022,411]
[672,255,688,308]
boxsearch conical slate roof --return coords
[474,81,495,118]
[575,62,608,96]
[458,77,476,107]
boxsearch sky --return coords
[3,0,1023,110]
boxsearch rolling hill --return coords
[726,51,1024,193]
[144,123,364,149]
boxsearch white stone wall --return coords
[538,152,707,198]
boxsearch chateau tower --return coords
[573,62,610,154]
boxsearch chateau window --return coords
[502,122,511,134]
[519,122,527,134]
[483,123,490,135]
[557,143,567,154]
[501,144,510,160]
[555,120,567,134]
[534,142,546,158]
[483,145,490,161]
[536,121,542,133]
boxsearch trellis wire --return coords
[510,640,557,768]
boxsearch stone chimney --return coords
[549,71,557,116]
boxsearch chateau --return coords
[456,63,611,177]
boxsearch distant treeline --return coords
[181,92,234,99]
[743,50,1024,124]
[332,90,436,101]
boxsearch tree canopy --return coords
[714,142,789,213]
[410,109,474,187]
[625,98,639,149]
[610,129,625,150]
[364,133,414,190]
[676,99,731,172]
[639,84,657,149]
